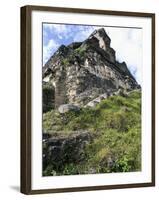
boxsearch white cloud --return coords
[44,24,67,32]
[73,26,95,42]
[73,26,143,85]
[43,39,59,65]
[43,24,69,40]
[44,24,95,42]
[104,27,142,85]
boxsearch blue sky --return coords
[43,23,142,84]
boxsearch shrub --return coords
[61,58,69,66]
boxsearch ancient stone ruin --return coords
[42,28,140,112]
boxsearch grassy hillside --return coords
[43,90,141,175]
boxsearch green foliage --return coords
[75,46,87,57]
[43,90,141,175]
[63,163,80,175]
[43,165,57,176]
[60,46,87,66]
[61,58,69,66]
[43,83,54,113]
[85,125,141,173]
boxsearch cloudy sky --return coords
[43,23,142,85]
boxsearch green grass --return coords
[43,90,141,175]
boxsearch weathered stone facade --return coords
[43,28,140,108]
[43,131,93,171]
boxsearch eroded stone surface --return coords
[43,131,93,169]
[58,104,80,113]
[43,28,140,109]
